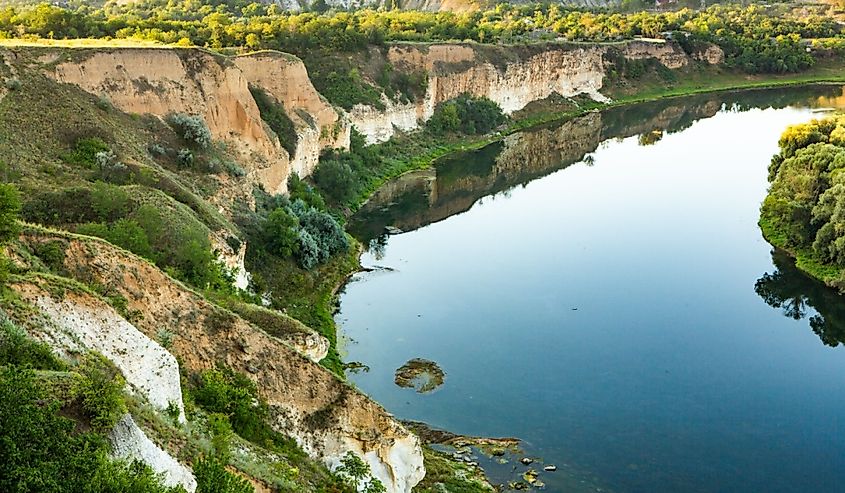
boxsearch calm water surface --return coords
[337,87,845,492]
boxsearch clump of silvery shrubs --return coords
[167,113,212,149]
[4,78,21,91]
[95,150,128,183]
[177,148,194,168]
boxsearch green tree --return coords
[263,207,300,258]
[0,183,21,243]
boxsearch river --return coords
[337,86,845,493]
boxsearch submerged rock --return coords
[394,358,446,393]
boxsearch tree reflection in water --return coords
[755,250,845,347]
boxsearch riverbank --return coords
[759,216,844,291]
[326,70,845,491]
[345,62,845,215]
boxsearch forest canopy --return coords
[760,115,845,291]
[0,2,838,74]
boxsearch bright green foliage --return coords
[194,456,254,493]
[193,367,268,444]
[62,137,109,168]
[263,207,300,258]
[427,94,505,135]
[0,183,21,243]
[77,219,156,260]
[288,174,326,211]
[75,353,127,431]
[206,412,234,461]
[0,367,105,493]
[0,320,65,370]
[335,451,386,493]
[90,181,130,222]
[761,116,845,290]
[0,366,184,493]
[192,366,304,461]
[250,86,297,157]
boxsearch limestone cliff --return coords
[47,48,290,192]
[348,40,719,144]
[349,43,606,144]
[42,48,348,196]
[12,276,187,424]
[17,231,424,493]
[234,51,350,178]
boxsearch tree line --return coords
[0,2,840,74]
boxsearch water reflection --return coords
[756,249,845,347]
[349,84,845,246]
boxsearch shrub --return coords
[21,187,98,226]
[0,183,21,243]
[192,366,303,462]
[294,203,349,265]
[34,240,67,272]
[288,173,326,211]
[263,207,300,258]
[427,94,505,135]
[77,219,155,260]
[296,229,320,270]
[0,367,183,493]
[194,456,254,493]
[96,95,112,111]
[4,78,21,91]
[0,320,65,370]
[335,451,386,493]
[62,137,110,168]
[168,113,213,149]
[148,143,167,157]
[95,150,130,184]
[91,181,130,221]
[177,148,195,168]
[312,158,357,205]
[193,367,266,441]
[225,161,246,178]
[75,353,127,431]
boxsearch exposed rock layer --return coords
[19,232,424,493]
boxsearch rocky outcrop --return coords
[695,44,725,65]
[12,279,187,424]
[619,39,689,69]
[209,231,251,291]
[349,43,607,144]
[347,40,718,144]
[234,52,350,178]
[22,231,424,493]
[110,414,198,493]
[49,48,291,193]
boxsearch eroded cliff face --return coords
[348,40,718,144]
[620,39,690,69]
[21,232,424,493]
[234,52,350,178]
[110,414,198,493]
[12,277,187,424]
[43,48,348,196]
[47,48,291,191]
[349,43,607,144]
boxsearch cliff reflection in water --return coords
[756,250,845,348]
[349,84,845,245]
